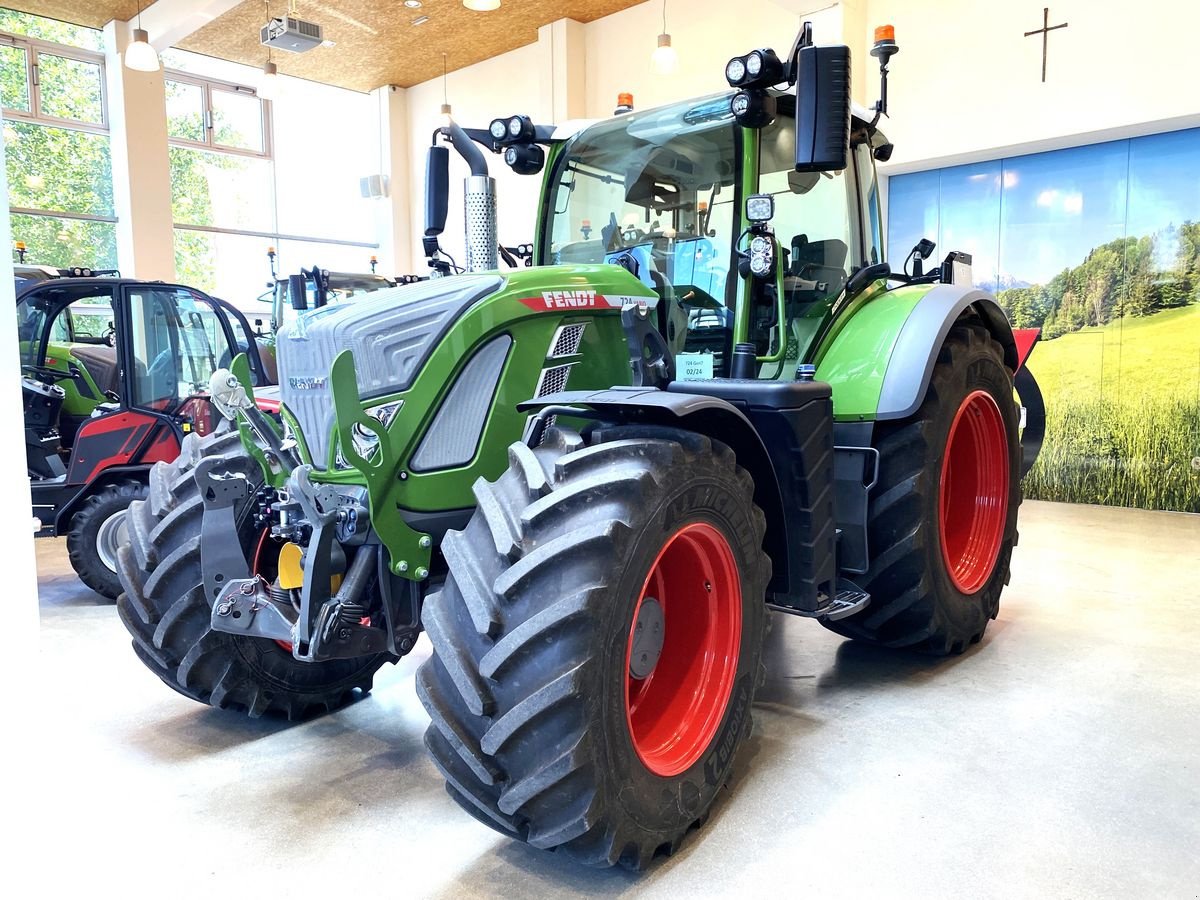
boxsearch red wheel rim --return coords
[624,522,742,777]
[939,390,1010,594]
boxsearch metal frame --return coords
[0,30,109,133]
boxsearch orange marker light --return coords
[617,92,634,107]
[874,25,895,42]
[14,240,25,250]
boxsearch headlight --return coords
[749,235,775,278]
[745,193,775,223]
[725,56,746,85]
[731,92,751,117]
[347,401,402,463]
[489,118,508,141]
[745,51,763,77]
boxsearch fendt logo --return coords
[287,375,327,390]
[540,289,600,309]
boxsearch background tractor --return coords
[115,24,1038,868]
[18,268,271,597]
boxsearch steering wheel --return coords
[21,363,65,386]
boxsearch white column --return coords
[372,85,414,277]
[103,20,175,280]
[537,19,588,123]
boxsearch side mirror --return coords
[288,274,307,311]
[425,145,449,238]
[794,44,851,173]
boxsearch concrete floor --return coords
[14,500,1200,897]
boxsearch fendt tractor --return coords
[116,25,1040,868]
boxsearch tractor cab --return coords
[539,90,889,378]
[17,274,270,597]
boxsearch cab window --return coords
[127,287,227,408]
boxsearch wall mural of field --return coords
[888,128,1200,513]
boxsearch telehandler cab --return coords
[116,24,1038,867]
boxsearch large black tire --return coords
[823,321,1021,654]
[115,429,388,719]
[67,479,147,600]
[418,425,769,869]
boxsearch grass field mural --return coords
[889,128,1200,513]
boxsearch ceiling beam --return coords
[119,0,245,51]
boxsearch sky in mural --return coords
[887,127,1200,289]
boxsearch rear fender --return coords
[816,283,1018,421]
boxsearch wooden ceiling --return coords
[9,1,646,92]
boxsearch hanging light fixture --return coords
[463,0,501,10]
[259,0,280,99]
[651,0,678,74]
[439,52,452,123]
[124,1,160,72]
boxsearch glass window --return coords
[127,288,228,407]
[272,80,377,243]
[173,229,272,302]
[0,10,103,51]
[10,212,116,270]
[0,43,30,111]
[37,52,103,124]
[165,79,205,143]
[856,144,884,266]
[544,93,739,334]
[5,120,113,215]
[211,87,264,153]
[760,115,857,293]
[169,145,273,231]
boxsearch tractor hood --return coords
[277,274,504,468]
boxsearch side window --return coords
[758,115,860,299]
[857,143,884,266]
[16,299,50,369]
[127,288,222,408]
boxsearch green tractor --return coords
[116,24,1035,868]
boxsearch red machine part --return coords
[66,411,180,485]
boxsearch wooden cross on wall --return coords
[1024,6,1068,82]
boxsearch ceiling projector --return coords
[260,16,323,53]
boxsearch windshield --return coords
[543,95,740,312]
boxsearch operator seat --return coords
[69,344,120,398]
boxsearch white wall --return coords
[403,43,545,274]
[865,0,1200,171]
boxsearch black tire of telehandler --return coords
[821,322,1022,655]
[115,428,387,719]
[418,425,770,869]
[67,479,147,600]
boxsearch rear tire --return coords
[822,322,1021,654]
[418,426,770,869]
[115,429,387,719]
[67,479,146,600]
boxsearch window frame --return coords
[0,30,108,133]
[164,70,273,160]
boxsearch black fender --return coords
[877,285,1018,420]
[52,464,151,535]
[520,386,814,610]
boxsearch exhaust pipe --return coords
[443,121,498,273]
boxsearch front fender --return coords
[816,282,1017,422]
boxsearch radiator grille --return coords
[549,323,587,358]
[535,363,573,397]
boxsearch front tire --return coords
[417,426,769,868]
[67,479,146,599]
[115,429,387,719]
[823,322,1021,654]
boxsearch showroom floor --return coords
[18,500,1200,897]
